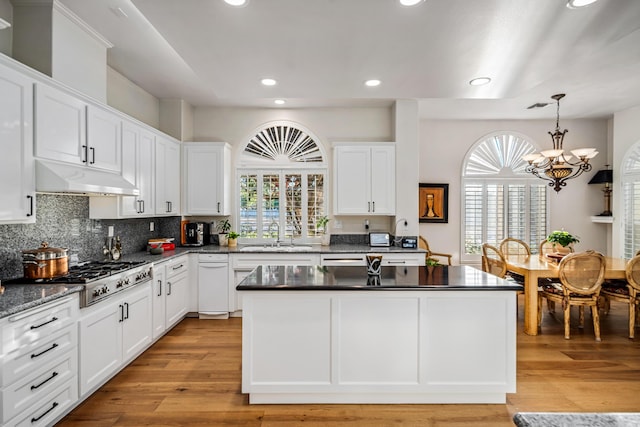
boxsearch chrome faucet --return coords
[269,221,282,247]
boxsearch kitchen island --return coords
[237,265,521,404]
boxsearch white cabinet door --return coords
[334,146,370,214]
[151,265,166,340]
[121,284,152,363]
[165,271,188,329]
[86,105,121,172]
[165,256,189,328]
[0,62,35,223]
[183,142,230,215]
[79,283,152,396]
[155,136,180,216]
[120,122,155,217]
[370,146,395,215]
[333,144,395,215]
[79,299,122,396]
[34,83,86,165]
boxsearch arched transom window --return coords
[461,132,549,262]
[237,122,327,242]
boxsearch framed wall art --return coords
[419,183,448,223]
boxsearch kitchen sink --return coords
[239,245,315,252]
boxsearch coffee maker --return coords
[183,222,210,246]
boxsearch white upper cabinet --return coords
[155,136,181,216]
[89,120,155,219]
[35,84,122,173]
[0,62,36,223]
[86,105,122,172]
[34,83,87,165]
[182,142,231,216]
[333,144,395,215]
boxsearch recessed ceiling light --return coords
[261,78,277,86]
[469,77,491,86]
[566,0,598,8]
[399,0,424,6]
[0,17,11,30]
[224,0,248,6]
[365,79,381,87]
[274,99,285,105]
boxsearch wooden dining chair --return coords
[500,238,531,260]
[538,250,606,341]
[481,243,508,278]
[602,254,640,339]
[419,236,452,265]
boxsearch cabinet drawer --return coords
[320,254,366,266]
[2,296,78,354]
[198,253,228,262]
[165,256,188,279]
[1,323,77,388]
[2,351,77,422]
[232,253,320,268]
[4,376,78,427]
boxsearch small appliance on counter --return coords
[369,232,391,247]
[184,222,210,246]
[400,236,418,249]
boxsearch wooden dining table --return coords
[506,255,628,335]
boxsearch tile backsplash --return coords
[0,194,181,280]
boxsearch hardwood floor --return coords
[58,297,640,427]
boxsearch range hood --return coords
[36,160,140,196]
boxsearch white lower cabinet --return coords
[320,252,424,267]
[230,253,320,315]
[0,295,79,427]
[151,255,190,338]
[79,283,152,396]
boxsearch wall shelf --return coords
[591,216,614,223]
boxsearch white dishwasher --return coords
[197,254,229,319]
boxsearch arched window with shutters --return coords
[621,141,640,258]
[237,121,328,242]
[461,132,549,263]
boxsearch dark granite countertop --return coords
[513,412,640,427]
[0,283,84,319]
[237,265,522,291]
[1,244,426,318]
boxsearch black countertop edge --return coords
[237,284,524,291]
[0,284,84,319]
[513,412,640,427]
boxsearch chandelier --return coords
[522,94,598,192]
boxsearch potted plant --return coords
[547,230,579,254]
[426,257,440,275]
[227,231,239,247]
[217,219,231,246]
[317,216,331,246]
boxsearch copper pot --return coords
[22,242,69,279]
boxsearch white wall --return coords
[420,118,609,263]
[107,66,160,129]
[193,106,393,234]
[612,105,640,257]
[0,0,12,56]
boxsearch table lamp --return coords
[588,167,613,216]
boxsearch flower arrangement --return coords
[546,230,579,247]
[425,258,441,266]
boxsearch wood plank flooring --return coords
[58,297,640,426]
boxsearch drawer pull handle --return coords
[31,343,59,359]
[167,281,172,296]
[172,264,184,270]
[31,401,58,423]
[30,371,58,390]
[30,317,58,330]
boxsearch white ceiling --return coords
[57,0,640,120]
